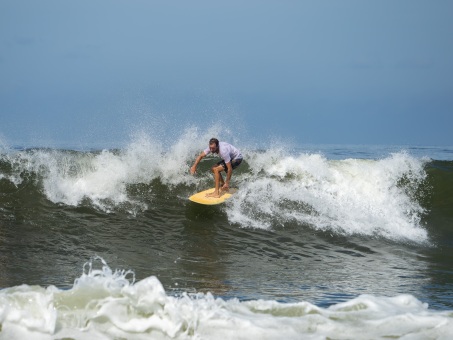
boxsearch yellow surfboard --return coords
[189,188,238,205]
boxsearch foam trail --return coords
[229,149,428,242]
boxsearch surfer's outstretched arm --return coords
[190,151,206,175]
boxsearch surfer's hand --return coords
[190,166,197,175]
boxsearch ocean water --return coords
[1,131,453,339]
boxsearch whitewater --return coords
[1,257,453,340]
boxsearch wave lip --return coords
[0,132,202,213]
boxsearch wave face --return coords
[0,135,441,243]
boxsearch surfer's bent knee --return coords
[211,166,221,173]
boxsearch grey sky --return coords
[1,0,452,147]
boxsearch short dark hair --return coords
[209,138,219,147]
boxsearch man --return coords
[190,138,243,198]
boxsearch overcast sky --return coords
[1,0,452,148]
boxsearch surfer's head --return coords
[209,138,219,153]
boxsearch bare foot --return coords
[206,191,221,198]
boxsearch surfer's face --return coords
[209,143,218,153]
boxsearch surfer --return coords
[190,138,243,198]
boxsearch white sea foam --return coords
[229,148,428,243]
[0,258,451,339]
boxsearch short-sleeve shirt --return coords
[204,142,242,164]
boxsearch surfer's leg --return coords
[206,164,224,198]
[215,161,227,190]
[219,172,225,188]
